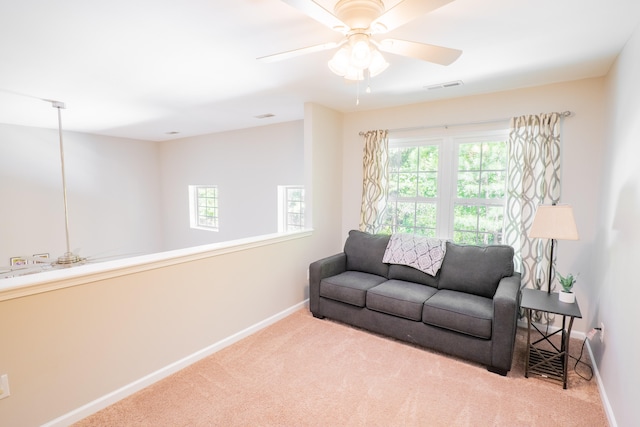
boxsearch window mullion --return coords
[438,137,454,239]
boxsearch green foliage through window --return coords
[453,140,507,244]
[383,144,439,236]
[382,134,507,244]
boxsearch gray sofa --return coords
[309,230,522,375]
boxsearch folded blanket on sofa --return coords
[382,233,447,276]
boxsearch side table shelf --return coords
[520,288,582,389]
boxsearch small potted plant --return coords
[558,272,577,303]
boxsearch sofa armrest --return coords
[491,273,522,372]
[309,253,347,315]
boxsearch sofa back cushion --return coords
[438,242,514,298]
[388,264,438,288]
[344,230,390,277]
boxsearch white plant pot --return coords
[559,291,575,303]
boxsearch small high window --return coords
[278,186,305,232]
[189,185,218,231]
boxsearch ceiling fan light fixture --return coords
[349,35,372,69]
[344,66,364,81]
[328,34,388,80]
[334,0,384,30]
[368,48,389,77]
[328,45,351,76]
[261,0,462,82]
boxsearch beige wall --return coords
[159,120,305,248]
[1,239,309,425]
[0,103,344,426]
[340,78,607,335]
[305,102,345,246]
[591,23,640,427]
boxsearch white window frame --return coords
[449,131,509,244]
[188,185,219,231]
[278,185,305,232]
[386,137,445,237]
[387,128,508,241]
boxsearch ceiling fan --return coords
[259,0,462,80]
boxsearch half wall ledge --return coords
[0,230,313,302]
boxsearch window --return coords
[189,185,218,231]
[385,143,440,237]
[453,138,507,244]
[278,186,305,232]
[382,130,508,244]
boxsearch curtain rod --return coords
[359,111,572,136]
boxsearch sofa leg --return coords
[312,312,325,319]
[487,366,508,376]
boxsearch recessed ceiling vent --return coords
[254,113,275,119]
[424,80,464,91]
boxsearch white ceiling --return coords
[1,0,639,141]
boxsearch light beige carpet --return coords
[75,309,608,426]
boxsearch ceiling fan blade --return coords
[372,0,454,33]
[258,41,341,63]
[280,0,348,32]
[377,39,462,66]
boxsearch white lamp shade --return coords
[343,65,364,81]
[328,46,350,76]
[328,35,389,80]
[368,49,389,77]
[350,39,372,69]
[528,204,579,240]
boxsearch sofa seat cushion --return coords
[320,271,387,308]
[422,290,493,339]
[366,280,438,321]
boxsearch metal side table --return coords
[521,288,582,389]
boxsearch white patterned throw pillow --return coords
[382,233,447,276]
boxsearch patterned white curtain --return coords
[503,113,562,292]
[359,129,389,233]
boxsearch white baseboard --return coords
[42,300,309,427]
[586,341,617,427]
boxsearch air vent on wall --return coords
[424,80,464,91]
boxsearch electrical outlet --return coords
[600,322,605,343]
[0,374,9,400]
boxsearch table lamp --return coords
[528,204,579,293]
